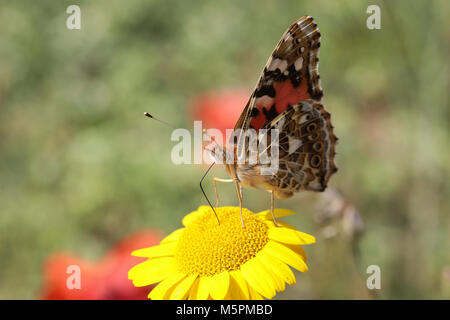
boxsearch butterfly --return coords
[202,16,338,226]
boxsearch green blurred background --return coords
[0,0,449,299]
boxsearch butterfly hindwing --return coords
[262,100,337,197]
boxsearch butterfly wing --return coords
[262,99,338,197]
[234,16,323,133]
[232,16,337,197]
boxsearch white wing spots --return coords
[298,102,313,113]
[307,177,322,190]
[294,57,303,71]
[297,16,312,26]
[288,136,303,154]
[254,95,273,108]
[284,32,291,41]
[304,30,316,39]
[297,113,311,124]
[299,19,316,34]
[273,117,286,130]
[267,58,288,72]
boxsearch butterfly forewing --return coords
[234,16,323,133]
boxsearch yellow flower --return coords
[128,206,315,300]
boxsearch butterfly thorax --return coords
[209,138,296,199]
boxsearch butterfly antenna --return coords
[200,162,220,225]
[144,112,178,129]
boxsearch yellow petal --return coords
[160,228,185,244]
[257,250,296,285]
[188,278,200,300]
[149,273,186,300]
[264,241,308,272]
[257,208,296,219]
[209,271,230,300]
[295,231,316,244]
[268,227,315,245]
[273,221,296,229]
[182,207,207,226]
[225,274,242,300]
[254,255,286,292]
[284,243,307,262]
[268,227,301,245]
[273,221,316,245]
[195,276,211,300]
[131,241,177,258]
[253,254,285,292]
[230,271,250,300]
[170,274,198,300]
[240,259,276,299]
[248,286,264,300]
[128,257,176,287]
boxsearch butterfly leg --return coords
[213,178,234,207]
[199,162,220,225]
[269,190,279,227]
[234,179,245,228]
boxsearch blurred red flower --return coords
[190,89,249,145]
[40,230,162,300]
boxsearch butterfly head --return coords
[203,135,238,180]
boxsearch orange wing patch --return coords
[249,77,311,130]
[273,77,311,111]
[242,16,322,132]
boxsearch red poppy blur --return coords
[40,230,162,300]
[190,89,250,145]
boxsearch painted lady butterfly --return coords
[203,16,338,226]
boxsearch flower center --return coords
[175,207,269,276]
